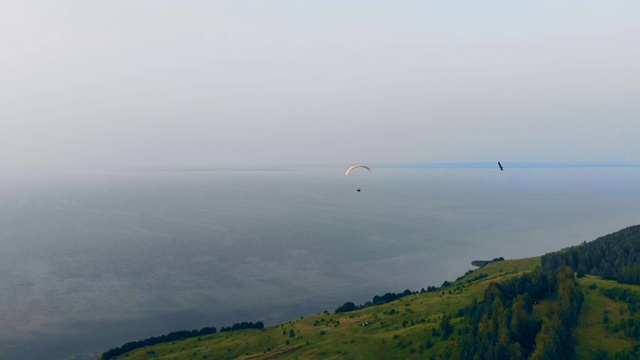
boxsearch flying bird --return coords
[498,162,504,171]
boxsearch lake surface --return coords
[0,166,639,359]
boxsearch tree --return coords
[335,301,357,313]
[440,314,453,340]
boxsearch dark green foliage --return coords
[611,344,640,359]
[456,270,475,282]
[334,288,423,313]
[542,225,640,284]
[440,314,453,340]
[472,260,492,267]
[457,266,583,360]
[465,273,488,284]
[219,321,265,332]
[593,350,608,360]
[101,326,218,360]
[600,287,640,315]
[472,257,504,268]
[613,318,640,340]
[373,290,411,305]
[601,287,640,341]
[335,301,357,313]
[102,321,265,359]
[529,267,584,359]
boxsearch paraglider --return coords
[345,165,371,176]
[345,165,371,193]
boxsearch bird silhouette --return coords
[498,162,504,171]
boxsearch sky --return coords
[1,1,639,170]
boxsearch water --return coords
[0,166,639,359]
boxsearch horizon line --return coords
[371,162,640,169]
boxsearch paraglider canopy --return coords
[345,165,371,176]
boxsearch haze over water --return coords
[1,165,639,359]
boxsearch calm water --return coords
[0,166,639,359]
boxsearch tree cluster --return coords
[465,273,488,284]
[529,267,584,360]
[422,285,439,293]
[335,289,415,313]
[471,257,505,268]
[542,225,640,284]
[600,287,640,341]
[600,287,640,315]
[101,320,264,360]
[101,326,218,360]
[219,321,264,333]
[333,268,484,314]
[456,266,582,360]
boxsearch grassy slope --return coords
[574,275,638,358]
[112,257,540,360]
[106,249,640,360]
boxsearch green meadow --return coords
[574,276,640,358]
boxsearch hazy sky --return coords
[2,1,639,170]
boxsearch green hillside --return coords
[103,225,640,359]
[575,276,640,358]
[104,257,541,360]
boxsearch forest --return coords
[542,225,640,284]
[458,266,583,359]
